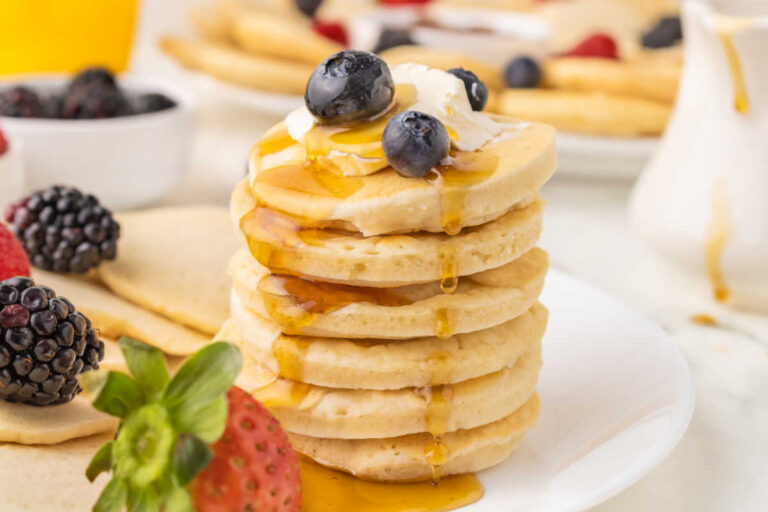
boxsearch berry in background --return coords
[563,33,619,59]
[505,57,542,88]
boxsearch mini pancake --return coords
[0,397,115,445]
[248,119,556,236]
[229,296,547,389]
[0,433,111,511]
[33,270,209,356]
[233,12,344,65]
[290,394,540,482]
[99,207,239,336]
[232,179,543,287]
[229,246,548,338]
[496,89,671,137]
[251,344,541,440]
[160,37,313,95]
[543,57,681,104]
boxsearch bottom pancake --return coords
[289,394,540,482]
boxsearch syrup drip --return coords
[717,23,751,114]
[240,206,328,272]
[438,246,458,294]
[434,308,453,340]
[691,313,718,327]
[421,352,456,483]
[704,177,731,303]
[258,273,412,332]
[256,378,312,409]
[300,458,483,512]
[271,336,312,381]
[256,161,366,199]
[428,151,498,236]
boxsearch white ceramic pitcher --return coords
[630,0,768,312]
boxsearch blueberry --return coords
[305,50,395,124]
[382,111,450,178]
[295,0,322,17]
[373,29,415,54]
[134,93,176,114]
[642,16,682,49]
[505,57,541,89]
[447,68,488,111]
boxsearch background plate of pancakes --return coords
[464,268,693,511]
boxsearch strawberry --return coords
[312,20,348,45]
[190,387,301,512]
[0,129,8,156]
[82,338,302,512]
[0,223,30,280]
[563,33,619,59]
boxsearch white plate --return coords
[556,133,659,180]
[187,70,303,116]
[468,269,694,511]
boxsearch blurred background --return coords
[0,0,766,510]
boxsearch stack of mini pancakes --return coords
[221,100,557,481]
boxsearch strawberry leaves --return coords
[81,337,242,512]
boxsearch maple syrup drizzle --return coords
[300,457,483,512]
[421,351,456,483]
[258,273,412,332]
[255,378,312,409]
[717,22,751,114]
[434,308,453,340]
[705,177,731,303]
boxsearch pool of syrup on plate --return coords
[241,79,504,511]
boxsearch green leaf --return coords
[127,485,159,512]
[93,478,127,512]
[118,337,169,398]
[173,434,213,485]
[162,342,241,420]
[82,371,145,418]
[171,395,228,443]
[164,486,195,512]
[86,441,114,483]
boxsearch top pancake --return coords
[249,118,556,236]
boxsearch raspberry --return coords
[0,224,30,281]
[563,33,619,59]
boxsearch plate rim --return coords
[475,268,695,512]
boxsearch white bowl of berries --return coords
[0,68,195,211]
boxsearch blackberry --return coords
[134,93,176,114]
[67,67,118,95]
[61,85,132,119]
[0,276,104,406]
[0,86,44,118]
[4,186,120,274]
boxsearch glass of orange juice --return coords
[0,0,140,75]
